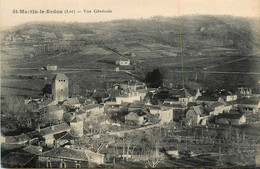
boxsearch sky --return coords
[0,0,259,29]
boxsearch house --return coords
[128,101,145,112]
[45,65,58,71]
[38,99,56,109]
[52,74,69,102]
[76,104,104,122]
[125,112,146,125]
[147,105,174,123]
[208,101,225,116]
[120,80,146,92]
[24,96,44,104]
[22,145,43,155]
[63,97,81,108]
[225,95,238,102]
[53,131,75,147]
[1,152,37,168]
[179,89,194,106]
[38,146,104,168]
[196,95,220,104]
[163,96,179,105]
[186,110,198,126]
[32,123,71,147]
[116,92,141,104]
[238,87,252,95]
[237,97,260,114]
[186,105,209,126]
[158,107,174,124]
[5,133,33,146]
[215,113,246,125]
[81,104,104,115]
[70,117,84,137]
[46,105,64,123]
[115,59,130,66]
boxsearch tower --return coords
[52,74,69,102]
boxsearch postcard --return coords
[0,0,260,168]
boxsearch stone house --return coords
[38,146,104,168]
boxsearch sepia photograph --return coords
[0,0,260,168]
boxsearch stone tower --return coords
[52,74,69,102]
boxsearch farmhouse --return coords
[45,65,58,71]
[115,59,130,66]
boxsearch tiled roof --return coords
[164,96,179,102]
[180,89,192,98]
[22,145,43,155]
[82,104,100,111]
[193,105,204,115]
[197,95,219,101]
[67,97,80,105]
[5,134,31,143]
[237,97,260,105]
[42,147,88,161]
[211,101,224,108]
[169,89,182,96]
[1,152,36,166]
[216,113,244,119]
[53,74,68,81]
[187,102,198,107]
[47,105,63,112]
[128,101,145,108]
[53,131,74,140]
[31,123,70,137]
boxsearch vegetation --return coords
[145,68,163,88]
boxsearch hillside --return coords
[1,15,259,69]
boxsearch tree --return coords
[145,68,163,88]
[147,143,164,168]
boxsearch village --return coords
[1,59,260,167]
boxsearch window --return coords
[47,159,51,168]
